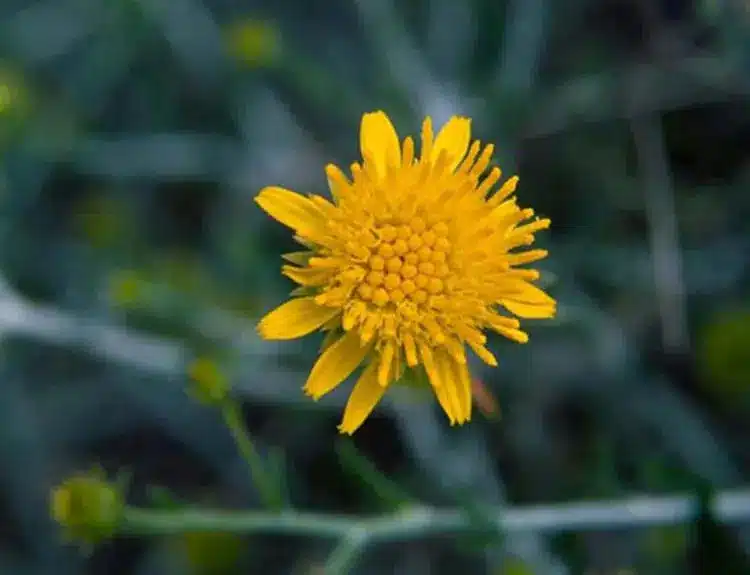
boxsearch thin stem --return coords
[120,507,355,539]
[119,488,750,539]
[631,115,688,354]
[221,401,284,510]
[323,529,368,575]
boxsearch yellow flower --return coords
[255,111,555,434]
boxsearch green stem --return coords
[120,507,356,538]
[120,505,461,541]
[221,401,284,510]
[323,529,368,575]
[335,439,412,510]
[119,506,472,574]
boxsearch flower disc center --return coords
[356,215,454,309]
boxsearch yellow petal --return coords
[418,342,442,388]
[257,297,339,340]
[501,283,556,319]
[505,249,548,267]
[502,281,555,304]
[360,111,400,178]
[431,116,471,172]
[494,325,529,343]
[255,186,330,243]
[325,164,351,203]
[304,330,370,400]
[377,341,396,387]
[421,116,434,159]
[401,136,415,166]
[502,300,557,319]
[467,340,498,366]
[451,358,473,423]
[402,333,419,367]
[338,362,386,435]
[433,381,457,425]
[436,351,470,424]
[281,265,333,286]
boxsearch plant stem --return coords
[119,488,750,539]
[323,529,368,575]
[221,400,284,510]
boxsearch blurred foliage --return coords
[187,356,231,408]
[697,307,750,409]
[686,483,750,574]
[0,0,749,573]
[335,439,413,512]
[498,557,536,575]
[225,19,281,69]
[179,530,246,575]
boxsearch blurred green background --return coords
[0,0,749,573]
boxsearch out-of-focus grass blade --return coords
[335,438,412,511]
[449,486,505,554]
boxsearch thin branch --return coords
[120,488,750,539]
[0,278,297,399]
[631,115,689,354]
[221,401,285,510]
[0,284,185,374]
[322,529,369,575]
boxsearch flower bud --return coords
[51,470,124,546]
[187,357,230,406]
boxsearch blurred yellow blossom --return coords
[225,19,280,68]
[255,111,555,433]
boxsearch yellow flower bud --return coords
[50,470,124,546]
[225,19,280,68]
[188,357,230,406]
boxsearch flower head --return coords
[256,111,555,434]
